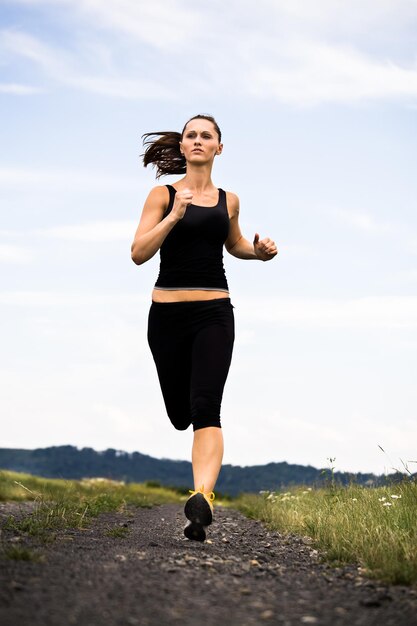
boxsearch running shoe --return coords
[183,487,215,542]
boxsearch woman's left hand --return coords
[253,233,278,261]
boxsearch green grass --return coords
[236,480,417,585]
[0,470,182,538]
[3,545,43,562]
[3,469,416,585]
[105,526,130,538]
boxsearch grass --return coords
[2,469,416,585]
[105,526,130,538]
[0,470,182,539]
[236,479,417,585]
[3,545,43,562]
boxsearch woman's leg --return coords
[147,302,193,431]
[192,426,224,494]
[184,424,224,541]
[189,302,234,494]
[183,301,234,541]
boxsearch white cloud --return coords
[281,243,317,259]
[35,220,137,242]
[3,2,417,105]
[0,82,44,94]
[64,73,173,101]
[0,219,137,243]
[2,290,417,331]
[243,38,417,106]
[0,244,33,264]
[238,295,417,330]
[0,290,147,307]
[330,207,394,234]
[0,166,141,192]
[71,0,202,49]
[1,283,416,472]
[13,0,417,49]
[1,0,202,48]
[395,268,417,282]
[328,207,417,255]
[0,30,174,99]
[224,407,417,473]
[262,0,417,33]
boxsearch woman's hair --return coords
[141,114,221,179]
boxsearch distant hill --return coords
[0,446,406,496]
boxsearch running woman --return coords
[131,114,277,541]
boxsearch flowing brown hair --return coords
[141,114,222,179]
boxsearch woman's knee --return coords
[192,416,221,431]
[168,411,192,431]
[191,393,221,431]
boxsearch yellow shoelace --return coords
[189,485,215,506]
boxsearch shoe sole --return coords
[184,493,213,526]
[184,521,206,542]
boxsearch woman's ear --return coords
[216,143,223,155]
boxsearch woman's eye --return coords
[186,132,212,139]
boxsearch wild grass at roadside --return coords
[0,470,182,539]
[236,481,417,585]
[3,545,43,562]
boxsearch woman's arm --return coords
[131,186,193,265]
[225,192,278,261]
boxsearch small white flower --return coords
[391,494,401,499]
[378,497,386,502]
[307,488,312,491]
[351,498,358,502]
[383,502,392,507]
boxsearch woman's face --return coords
[180,119,223,164]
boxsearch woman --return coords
[131,114,277,541]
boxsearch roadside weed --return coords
[0,470,182,539]
[237,480,417,585]
[105,526,130,538]
[2,545,42,562]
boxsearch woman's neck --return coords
[180,164,215,193]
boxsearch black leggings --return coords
[147,298,235,431]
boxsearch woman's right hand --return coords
[131,185,192,265]
[172,188,193,220]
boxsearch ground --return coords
[1,502,416,626]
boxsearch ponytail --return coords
[141,131,186,179]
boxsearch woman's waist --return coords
[152,288,229,303]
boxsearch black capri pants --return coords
[147,298,235,431]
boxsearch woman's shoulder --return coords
[143,185,171,213]
[224,190,240,216]
[146,184,172,202]
[148,184,172,197]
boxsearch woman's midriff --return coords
[152,288,229,302]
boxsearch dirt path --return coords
[1,502,416,626]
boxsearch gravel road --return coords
[1,502,416,626]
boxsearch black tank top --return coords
[154,185,230,291]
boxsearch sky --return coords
[1,0,417,476]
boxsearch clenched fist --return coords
[253,233,278,261]
[172,188,193,220]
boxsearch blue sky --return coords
[1,0,417,475]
